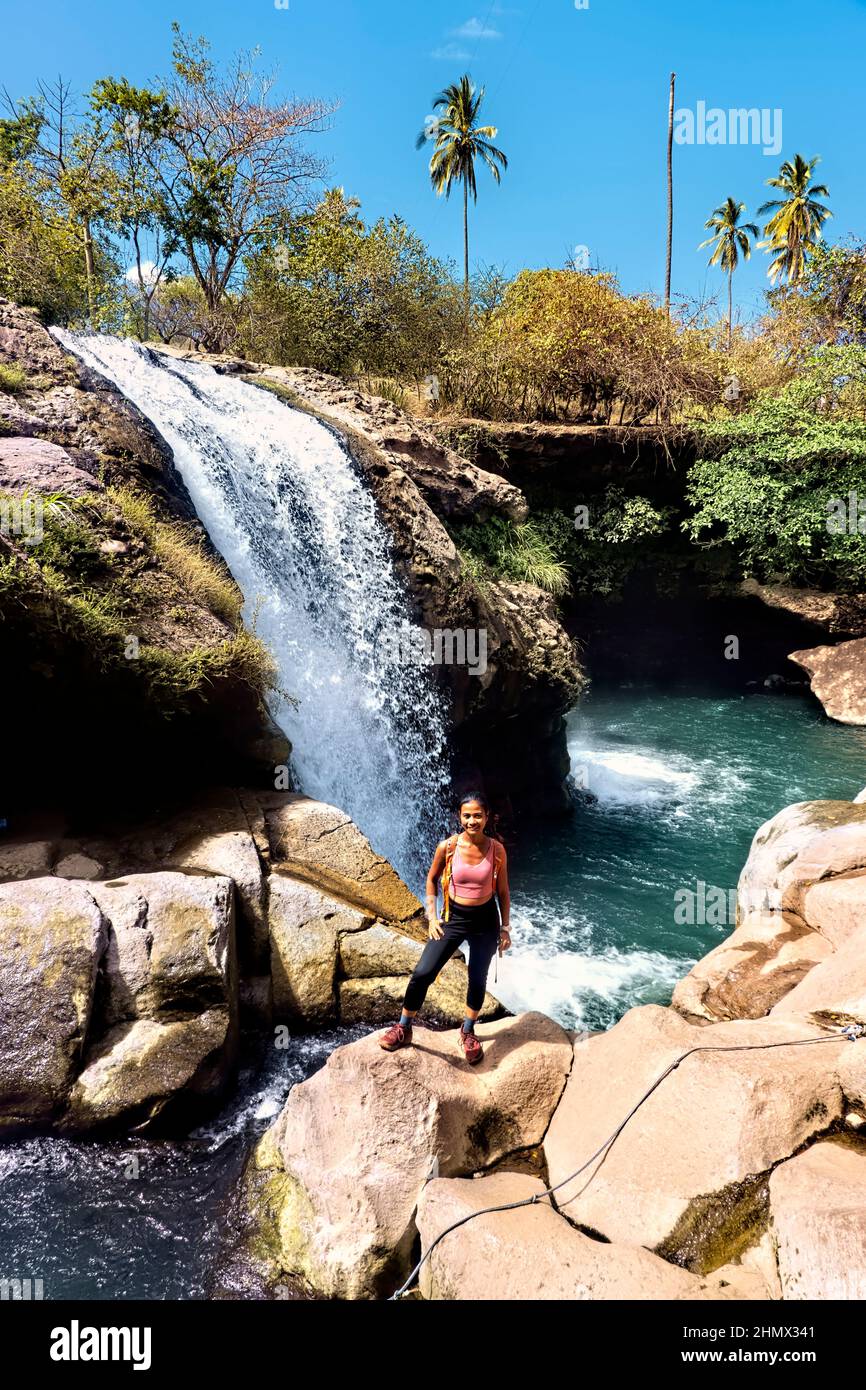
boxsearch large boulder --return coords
[263,797,423,927]
[672,911,833,1024]
[415,1172,761,1301]
[802,871,866,947]
[67,1008,232,1131]
[542,1005,847,1270]
[69,792,270,971]
[777,820,866,916]
[737,800,866,919]
[0,436,103,497]
[0,878,107,1131]
[242,1012,572,1298]
[769,1140,866,1299]
[789,639,866,725]
[770,929,866,1025]
[267,875,367,1023]
[87,871,238,1026]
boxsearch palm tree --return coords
[757,154,832,286]
[699,198,759,348]
[417,74,507,326]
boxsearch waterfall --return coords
[52,333,450,884]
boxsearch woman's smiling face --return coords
[460,800,488,836]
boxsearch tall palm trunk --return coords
[463,175,470,333]
[665,72,676,316]
[728,267,733,351]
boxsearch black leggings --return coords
[403,897,500,1013]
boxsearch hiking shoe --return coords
[459,1026,484,1064]
[379,1021,413,1051]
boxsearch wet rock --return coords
[68,1008,232,1131]
[0,878,107,1131]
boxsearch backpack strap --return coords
[491,838,503,885]
[439,834,459,922]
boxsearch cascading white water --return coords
[52,333,450,883]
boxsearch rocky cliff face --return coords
[0,300,284,816]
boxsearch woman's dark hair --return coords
[458,791,489,813]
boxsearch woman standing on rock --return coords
[379,793,511,1064]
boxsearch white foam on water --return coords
[51,333,450,884]
[492,923,690,1029]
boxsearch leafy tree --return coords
[684,346,866,590]
[90,26,332,345]
[439,268,720,423]
[241,188,461,380]
[417,74,507,324]
[89,78,179,338]
[758,154,832,285]
[699,197,759,348]
[1,79,118,322]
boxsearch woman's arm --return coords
[426,842,447,939]
[496,846,511,946]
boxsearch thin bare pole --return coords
[665,72,676,316]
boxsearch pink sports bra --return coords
[448,838,496,902]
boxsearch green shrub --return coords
[0,362,28,393]
[684,345,866,590]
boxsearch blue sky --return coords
[4,0,865,324]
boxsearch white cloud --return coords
[125,260,160,289]
[452,16,503,39]
[431,42,472,60]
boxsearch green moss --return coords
[0,362,28,394]
[654,1171,771,1276]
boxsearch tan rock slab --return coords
[543,1004,845,1265]
[88,872,237,1025]
[252,1012,572,1298]
[790,639,866,725]
[416,1171,746,1300]
[779,820,866,916]
[68,1008,231,1130]
[769,1140,866,1299]
[802,870,866,948]
[738,801,866,919]
[264,796,422,925]
[672,911,832,1023]
[268,874,365,1023]
[770,931,866,1024]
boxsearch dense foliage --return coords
[685,346,866,591]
